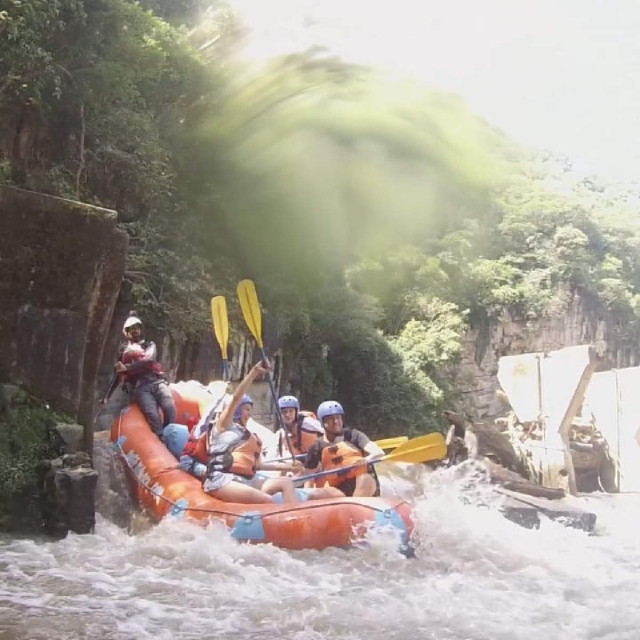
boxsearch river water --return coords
[1,457,639,640]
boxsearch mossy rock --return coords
[0,386,74,531]
[0,384,20,413]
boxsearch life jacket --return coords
[318,429,367,488]
[182,431,209,464]
[278,411,323,456]
[207,428,263,479]
[118,343,141,385]
[121,343,145,366]
[120,340,163,384]
[186,415,199,433]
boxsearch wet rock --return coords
[497,487,597,533]
[0,185,127,424]
[93,431,137,529]
[39,453,97,537]
[0,384,20,412]
[94,385,129,432]
[43,457,64,472]
[62,451,92,468]
[54,422,84,454]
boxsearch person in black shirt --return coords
[303,400,384,497]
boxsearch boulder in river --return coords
[38,452,98,537]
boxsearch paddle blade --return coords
[237,279,264,348]
[383,433,447,464]
[211,296,229,359]
[375,436,409,450]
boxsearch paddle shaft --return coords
[93,371,120,424]
[257,345,296,457]
[236,280,296,461]
[265,437,407,463]
[294,437,446,484]
[294,458,381,485]
[202,393,227,443]
[102,372,120,404]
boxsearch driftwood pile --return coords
[443,411,566,500]
[443,404,616,496]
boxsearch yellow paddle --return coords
[295,432,447,485]
[211,296,230,380]
[265,436,410,463]
[237,279,295,460]
[375,436,409,450]
[383,433,447,463]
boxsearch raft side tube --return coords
[110,381,415,552]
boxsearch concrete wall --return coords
[0,186,128,444]
[247,380,277,430]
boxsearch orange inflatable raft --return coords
[110,381,414,553]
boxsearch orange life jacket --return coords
[208,428,263,478]
[319,431,367,488]
[279,411,323,456]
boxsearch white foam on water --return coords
[2,461,640,640]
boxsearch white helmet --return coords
[123,315,142,332]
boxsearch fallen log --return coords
[443,411,567,499]
[484,459,565,500]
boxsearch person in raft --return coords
[115,313,176,437]
[183,393,267,477]
[303,400,385,497]
[176,365,342,501]
[202,360,306,503]
[275,395,324,458]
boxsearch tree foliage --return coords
[4,1,640,434]
[0,389,71,525]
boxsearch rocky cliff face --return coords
[0,186,128,441]
[458,293,640,419]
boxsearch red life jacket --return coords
[121,343,145,365]
[182,432,209,464]
[120,341,163,383]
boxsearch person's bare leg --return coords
[306,486,344,500]
[255,477,299,503]
[210,481,274,504]
[353,473,377,497]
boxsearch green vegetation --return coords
[0,389,71,527]
[3,0,640,434]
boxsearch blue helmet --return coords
[233,394,253,422]
[317,400,344,424]
[278,395,300,411]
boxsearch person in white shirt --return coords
[276,395,324,458]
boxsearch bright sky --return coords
[231,0,640,183]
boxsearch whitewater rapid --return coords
[1,459,639,640]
